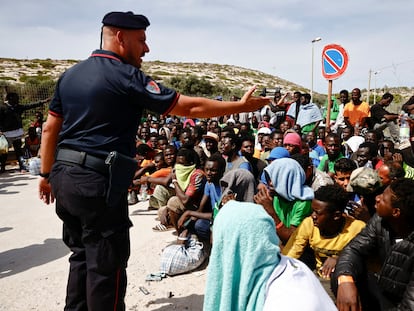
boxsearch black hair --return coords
[164,144,177,153]
[193,125,205,139]
[314,184,349,213]
[270,129,283,138]
[334,158,357,173]
[240,135,255,144]
[339,89,349,97]
[293,91,302,98]
[402,95,414,113]
[382,92,394,101]
[358,142,378,158]
[302,93,311,101]
[325,132,341,142]
[291,153,312,172]
[206,153,226,174]
[224,132,241,151]
[136,143,154,156]
[177,147,200,167]
[156,135,168,141]
[221,126,235,136]
[389,178,414,221]
[342,126,354,135]
[180,128,195,148]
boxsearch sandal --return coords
[152,223,174,232]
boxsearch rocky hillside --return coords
[0,58,412,105]
[0,57,308,95]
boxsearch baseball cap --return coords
[257,127,272,135]
[102,11,150,29]
[346,167,382,195]
[266,147,290,161]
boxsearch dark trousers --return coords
[51,162,132,311]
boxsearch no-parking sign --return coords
[322,44,349,80]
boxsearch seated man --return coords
[282,185,365,279]
[221,132,252,173]
[333,178,414,310]
[142,145,177,210]
[355,141,382,169]
[318,133,345,176]
[157,148,206,233]
[370,92,399,143]
[177,153,226,241]
[333,158,357,191]
[136,151,171,205]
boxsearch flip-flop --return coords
[152,223,174,232]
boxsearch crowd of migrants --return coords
[2,88,414,310]
[136,89,414,310]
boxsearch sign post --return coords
[321,44,349,129]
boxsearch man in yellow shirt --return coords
[282,184,365,279]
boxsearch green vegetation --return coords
[0,76,17,81]
[166,75,224,96]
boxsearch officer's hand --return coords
[240,86,273,112]
[39,177,54,204]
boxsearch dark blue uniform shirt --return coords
[49,50,178,158]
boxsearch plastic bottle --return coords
[140,183,148,201]
[399,112,410,143]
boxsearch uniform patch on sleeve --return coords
[145,80,161,94]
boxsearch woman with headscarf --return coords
[255,157,314,244]
[204,201,337,311]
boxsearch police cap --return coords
[102,11,150,30]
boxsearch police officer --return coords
[38,11,269,311]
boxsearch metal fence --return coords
[1,80,56,130]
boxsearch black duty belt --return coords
[55,148,108,175]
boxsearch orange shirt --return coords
[343,101,370,127]
[149,167,172,178]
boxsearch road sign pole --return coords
[326,80,333,129]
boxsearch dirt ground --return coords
[0,168,207,311]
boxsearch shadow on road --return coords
[0,227,13,233]
[0,238,69,279]
[0,173,37,195]
[143,293,204,311]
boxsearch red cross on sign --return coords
[321,44,349,80]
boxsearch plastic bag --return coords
[159,235,207,276]
[0,135,8,154]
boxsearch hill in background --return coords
[0,57,412,107]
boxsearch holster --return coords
[105,151,138,207]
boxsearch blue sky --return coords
[1,0,413,94]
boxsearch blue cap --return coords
[102,11,150,30]
[267,147,290,161]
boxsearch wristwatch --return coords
[39,172,50,178]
